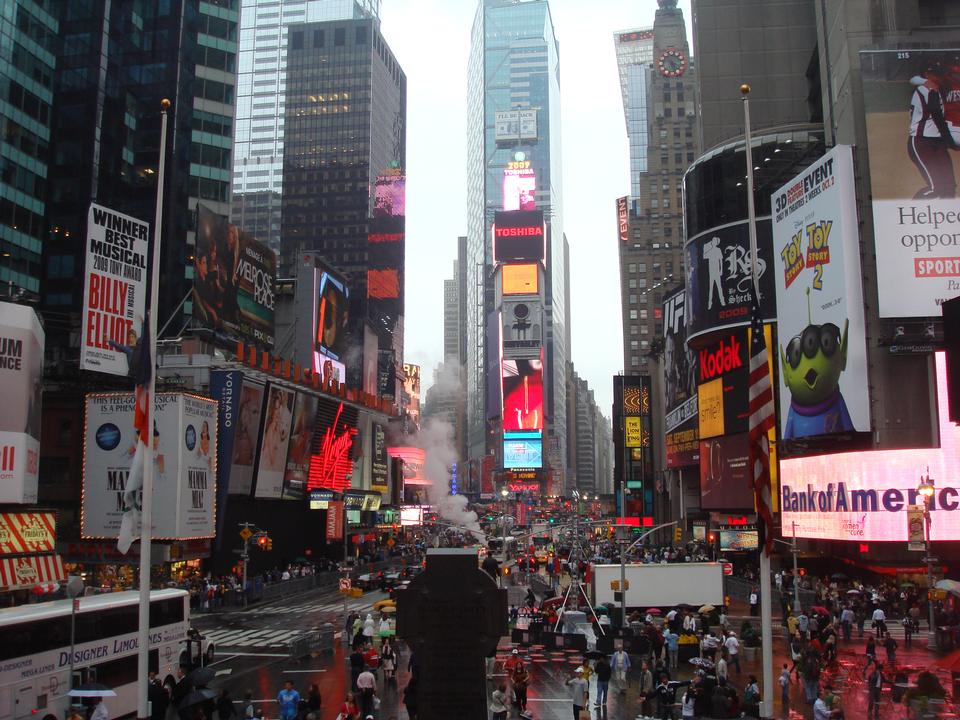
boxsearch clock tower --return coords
[614,0,700,527]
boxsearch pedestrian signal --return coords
[673,527,682,542]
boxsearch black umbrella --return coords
[831,573,849,581]
[186,667,216,688]
[179,688,218,711]
[584,650,606,659]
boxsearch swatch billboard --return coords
[860,49,960,317]
[781,353,960,542]
[771,145,870,440]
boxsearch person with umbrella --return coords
[594,654,612,708]
[216,690,236,720]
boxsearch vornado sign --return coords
[782,353,960,542]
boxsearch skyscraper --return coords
[616,0,698,375]
[281,15,406,393]
[466,0,567,490]
[613,27,655,210]
[231,0,380,252]
[0,2,58,299]
[43,0,239,353]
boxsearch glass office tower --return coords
[466,0,567,488]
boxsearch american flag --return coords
[748,297,775,557]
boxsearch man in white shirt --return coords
[715,653,728,681]
[872,607,887,639]
[723,631,741,674]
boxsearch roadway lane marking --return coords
[214,651,289,658]
[282,669,327,673]
[208,654,239,667]
[215,669,233,677]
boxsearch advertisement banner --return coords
[781,353,960,542]
[502,264,539,296]
[502,359,544,431]
[502,299,543,359]
[771,145,870,439]
[663,289,699,467]
[624,417,644,448]
[368,170,405,365]
[296,254,350,377]
[0,554,65,590]
[401,363,421,428]
[228,380,265,496]
[907,504,926,551]
[282,392,318,501]
[493,210,546,263]
[503,164,536,212]
[617,196,629,244]
[519,109,538,140]
[0,303,43,504]
[80,204,149,375]
[719,529,759,551]
[495,110,519,141]
[194,204,276,347]
[253,384,295,498]
[696,329,749,440]
[684,219,776,342]
[209,370,238,545]
[0,512,55,554]
[371,422,388,491]
[326,501,343,540]
[503,431,543,470]
[307,397,359,492]
[860,49,960,317]
[82,393,216,539]
[699,433,754,510]
[180,395,217,538]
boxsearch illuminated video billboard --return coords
[502,359,544,432]
[503,431,543,470]
[493,210,545,264]
[781,353,960,542]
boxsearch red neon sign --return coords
[307,402,357,492]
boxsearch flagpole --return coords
[741,84,774,720]
[138,98,170,720]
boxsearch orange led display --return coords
[502,263,538,295]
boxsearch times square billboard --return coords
[781,353,960,542]
[662,288,698,467]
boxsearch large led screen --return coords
[493,210,545,264]
[502,359,544,432]
[503,166,536,212]
[781,353,960,542]
[503,431,543,470]
[315,271,349,362]
[699,432,754,510]
[720,529,759,551]
[502,263,539,295]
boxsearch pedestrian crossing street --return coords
[769,618,928,640]
[204,595,379,649]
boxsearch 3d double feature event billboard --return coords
[194,205,276,348]
[782,353,960,543]
[503,431,543,470]
[662,288,698,467]
[860,49,960,317]
[771,145,870,440]
[684,219,776,343]
[493,210,545,264]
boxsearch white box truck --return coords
[592,562,725,610]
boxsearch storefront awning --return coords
[0,554,66,590]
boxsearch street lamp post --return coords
[501,486,510,587]
[918,470,937,650]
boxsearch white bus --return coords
[0,589,190,720]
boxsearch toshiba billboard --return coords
[493,210,545,264]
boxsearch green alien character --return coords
[780,289,854,438]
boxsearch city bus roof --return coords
[0,588,188,626]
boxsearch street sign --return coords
[239,527,253,541]
[387,538,395,547]
[339,578,351,592]
[722,563,733,576]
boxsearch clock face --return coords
[657,48,688,78]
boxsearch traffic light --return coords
[502,566,511,577]
[708,532,716,543]
[673,527,683,542]
[266,538,273,551]
[257,534,267,549]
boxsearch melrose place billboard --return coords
[781,353,960,542]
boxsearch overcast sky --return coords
[380,0,693,415]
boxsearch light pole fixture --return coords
[918,468,937,650]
